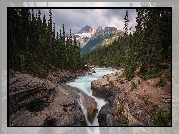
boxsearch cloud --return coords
[128,10,138,33]
[28,6,139,34]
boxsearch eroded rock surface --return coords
[9,70,97,126]
[91,68,171,126]
[91,69,125,100]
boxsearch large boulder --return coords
[91,83,116,100]
[98,96,119,126]
[60,84,98,123]
[91,70,124,100]
[9,71,56,116]
[80,92,98,123]
[9,70,97,126]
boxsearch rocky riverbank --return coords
[91,68,171,126]
[8,70,97,126]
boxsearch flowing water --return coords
[66,68,117,133]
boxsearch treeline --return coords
[9,8,87,77]
[84,8,171,80]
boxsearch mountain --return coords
[78,25,92,33]
[75,25,121,48]
[81,31,124,54]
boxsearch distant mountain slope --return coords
[78,25,92,33]
[81,31,123,54]
[75,25,121,48]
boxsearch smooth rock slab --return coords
[8,70,97,126]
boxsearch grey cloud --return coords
[34,8,137,34]
[104,9,136,21]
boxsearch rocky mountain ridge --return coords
[75,25,122,48]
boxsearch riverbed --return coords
[66,68,117,128]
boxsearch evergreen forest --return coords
[84,9,171,81]
[8,8,171,81]
[9,8,87,77]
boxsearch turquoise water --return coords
[67,68,117,96]
[66,68,117,128]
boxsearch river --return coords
[66,68,117,133]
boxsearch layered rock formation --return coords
[9,70,97,126]
[91,68,171,126]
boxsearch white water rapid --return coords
[66,68,117,134]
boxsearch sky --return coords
[23,2,141,34]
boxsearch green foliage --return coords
[152,104,158,110]
[8,8,86,77]
[124,60,136,81]
[118,115,129,125]
[159,64,169,69]
[108,80,114,90]
[81,31,122,54]
[81,33,116,54]
[154,106,171,126]
[138,69,163,80]
[155,78,166,87]
[84,9,171,82]
[131,80,137,90]
[144,97,149,105]
[112,105,124,116]
[165,68,171,81]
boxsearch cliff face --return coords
[76,25,122,49]
[9,70,97,126]
[91,68,171,126]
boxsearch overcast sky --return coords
[23,2,141,34]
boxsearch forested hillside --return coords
[84,9,171,81]
[9,9,87,77]
[81,31,123,54]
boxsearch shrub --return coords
[138,69,163,80]
[165,68,171,81]
[118,115,129,125]
[131,80,137,90]
[124,61,136,81]
[152,104,158,109]
[155,78,165,87]
[154,106,171,126]
[144,97,149,105]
